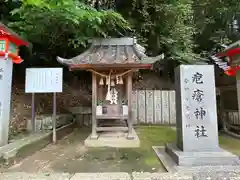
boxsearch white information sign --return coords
[25,68,63,93]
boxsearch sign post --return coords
[25,68,63,143]
[31,93,35,132]
[53,92,57,143]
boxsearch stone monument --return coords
[166,65,239,166]
[0,23,29,146]
[0,59,13,146]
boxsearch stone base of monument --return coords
[163,143,240,167]
[153,145,240,174]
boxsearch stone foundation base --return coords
[27,114,73,132]
[165,143,240,166]
[84,129,140,148]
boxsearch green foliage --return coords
[3,0,240,79]
[8,0,131,61]
[116,0,198,79]
[193,0,240,54]
[117,0,197,64]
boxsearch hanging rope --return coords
[88,69,133,101]
[88,69,133,78]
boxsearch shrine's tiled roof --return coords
[57,37,164,68]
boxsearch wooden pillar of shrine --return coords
[91,72,98,139]
[127,72,134,139]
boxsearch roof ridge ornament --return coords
[135,43,146,54]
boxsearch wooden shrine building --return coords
[57,37,164,139]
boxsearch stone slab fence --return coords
[218,84,240,126]
[67,90,240,126]
[68,90,176,126]
[221,111,240,125]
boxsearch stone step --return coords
[71,173,131,180]
[132,172,192,180]
[0,172,240,180]
[98,119,128,127]
[0,172,72,180]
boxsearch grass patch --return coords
[79,126,176,172]
[219,133,240,155]
[53,126,240,173]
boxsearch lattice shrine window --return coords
[0,40,5,51]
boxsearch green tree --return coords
[193,0,240,55]
[115,0,197,79]
[116,0,196,61]
[8,0,131,63]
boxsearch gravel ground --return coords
[177,165,240,180]
[177,165,240,174]
[192,172,240,180]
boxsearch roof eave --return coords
[69,63,153,71]
[225,40,240,50]
[57,56,72,66]
[141,53,165,64]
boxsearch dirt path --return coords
[1,127,166,173]
[3,129,88,173]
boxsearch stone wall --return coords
[10,80,91,136]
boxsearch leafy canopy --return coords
[9,0,131,61]
[6,0,240,71]
[193,0,240,54]
[117,0,197,64]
